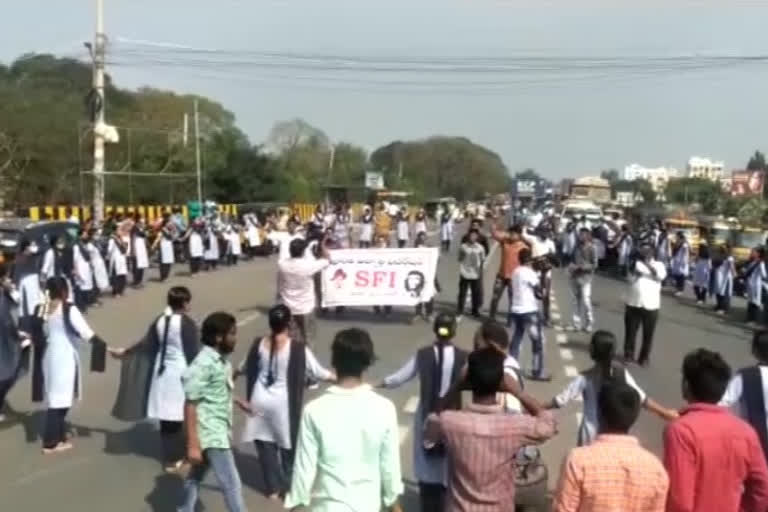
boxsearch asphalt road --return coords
[0,242,757,511]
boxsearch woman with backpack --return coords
[237,304,333,501]
[547,330,677,446]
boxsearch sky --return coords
[2,0,768,180]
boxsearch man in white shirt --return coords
[277,237,330,343]
[522,227,557,325]
[268,219,304,261]
[509,248,550,382]
[623,244,666,367]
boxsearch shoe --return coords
[565,325,579,332]
[583,325,594,333]
[0,414,6,423]
[696,300,703,306]
[456,315,464,323]
[638,359,650,368]
[623,356,636,366]
[717,310,725,316]
[164,459,187,474]
[526,371,552,382]
[42,442,73,455]
[673,291,682,297]
[307,382,320,391]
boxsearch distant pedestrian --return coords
[623,244,666,367]
[359,205,374,248]
[489,221,527,321]
[712,244,735,315]
[567,228,597,332]
[664,348,768,512]
[439,205,454,252]
[691,244,711,305]
[457,229,485,319]
[670,232,690,296]
[548,330,676,446]
[553,380,669,512]
[396,209,410,248]
[743,247,766,325]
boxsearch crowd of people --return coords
[5,200,768,512]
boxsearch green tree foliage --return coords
[665,177,724,211]
[612,178,655,204]
[747,150,767,171]
[600,169,620,184]
[370,137,511,201]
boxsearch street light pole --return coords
[91,0,107,223]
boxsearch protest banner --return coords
[321,248,439,307]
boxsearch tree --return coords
[665,177,724,211]
[600,169,620,184]
[371,136,510,201]
[747,151,767,171]
[515,168,540,180]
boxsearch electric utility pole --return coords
[92,0,107,223]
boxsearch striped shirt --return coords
[553,434,668,512]
[425,403,556,512]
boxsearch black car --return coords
[0,219,80,263]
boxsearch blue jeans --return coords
[508,311,545,376]
[178,448,247,512]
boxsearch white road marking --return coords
[564,365,579,377]
[551,312,561,321]
[399,425,410,445]
[403,396,419,414]
[559,348,574,361]
[237,312,261,327]
[556,333,568,345]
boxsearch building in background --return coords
[687,156,725,181]
[623,163,680,192]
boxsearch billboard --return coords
[731,170,764,197]
[512,179,538,198]
[365,172,385,190]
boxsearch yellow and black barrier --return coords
[27,204,239,223]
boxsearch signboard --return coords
[731,170,764,197]
[321,248,439,307]
[365,172,385,190]
[513,179,537,197]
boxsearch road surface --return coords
[0,242,755,511]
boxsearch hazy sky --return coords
[3,0,768,179]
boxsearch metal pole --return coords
[92,0,106,223]
[194,99,202,204]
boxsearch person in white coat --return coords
[13,239,42,332]
[110,286,199,472]
[670,232,690,296]
[152,219,176,282]
[203,223,221,271]
[38,276,107,454]
[439,205,454,253]
[185,222,205,274]
[712,244,736,315]
[107,232,128,297]
[72,231,94,313]
[40,235,73,297]
[743,247,767,325]
[131,217,150,287]
[244,214,262,258]
[692,244,712,305]
[225,223,243,265]
[359,206,374,248]
[396,209,411,248]
[414,209,428,238]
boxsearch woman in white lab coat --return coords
[245,214,261,258]
[743,247,766,325]
[670,232,690,296]
[185,223,205,274]
[107,232,128,297]
[152,220,176,282]
[359,206,374,248]
[37,276,107,454]
[396,209,411,248]
[131,217,150,287]
[225,224,243,265]
[12,239,42,332]
[203,224,220,270]
[414,209,428,238]
[86,231,110,298]
[40,235,73,297]
[712,244,736,315]
[72,231,94,313]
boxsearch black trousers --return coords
[74,287,91,313]
[441,240,451,252]
[359,241,371,249]
[43,407,69,448]
[227,254,239,266]
[716,294,731,312]
[489,276,513,320]
[0,377,14,411]
[190,257,202,274]
[415,299,434,318]
[159,420,185,464]
[112,274,127,296]
[747,302,761,323]
[624,306,659,364]
[205,258,218,271]
[457,276,481,315]
[694,285,708,302]
[293,314,308,344]
[254,440,294,497]
[398,239,407,248]
[133,267,144,286]
[418,482,446,512]
[674,274,686,292]
[159,263,172,282]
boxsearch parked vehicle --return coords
[0,218,79,264]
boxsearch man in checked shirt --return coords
[424,347,555,512]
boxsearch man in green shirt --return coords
[179,312,250,512]
[285,328,403,512]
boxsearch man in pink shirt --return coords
[664,348,768,512]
